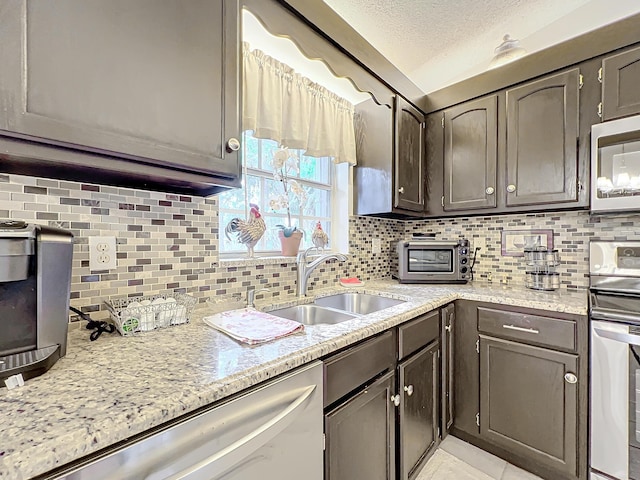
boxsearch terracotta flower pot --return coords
[278,230,303,256]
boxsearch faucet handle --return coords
[247,286,270,308]
[299,246,319,262]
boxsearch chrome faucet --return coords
[296,247,347,297]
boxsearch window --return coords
[219,131,340,256]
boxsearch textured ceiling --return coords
[323,0,640,93]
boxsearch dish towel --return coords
[203,308,304,345]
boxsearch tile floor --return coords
[416,436,543,480]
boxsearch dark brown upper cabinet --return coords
[601,45,640,121]
[0,0,241,195]
[505,69,580,207]
[443,96,498,211]
[354,94,427,218]
[395,96,427,213]
[427,67,585,218]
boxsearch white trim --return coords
[333,162,351,255]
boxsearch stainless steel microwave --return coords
[396,238,470,284]
[591,114,640,213]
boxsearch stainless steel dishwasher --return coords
[47,361,323,480]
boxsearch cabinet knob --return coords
[485,186,495,195]
[506,184,516,193]
[226,137,241,152]
[564,372,578,384]
[445,325,452,332]
[398,187,405,194]
[403,385,414,396]
[390,394,401,407]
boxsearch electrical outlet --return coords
[89,236,117,271]
[371,237,382,254]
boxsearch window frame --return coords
[219,131,344,258]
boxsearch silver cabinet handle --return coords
[506,184,516,193]
[445,324,452,332]
[162,385,316,480]
[503,324,539,334]
[403,385,414,396]
[564,373,578,384]
[391,394,401,407]
[398,186,405,194]
[485,186,495,195]
[226,137,241,152]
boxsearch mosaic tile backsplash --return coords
[0,173,401,320]
[405,210,640,289]
[2,170,640,322]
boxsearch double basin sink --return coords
[269,293,405,326]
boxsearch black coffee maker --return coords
[0,220,73,382]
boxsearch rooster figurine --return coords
[224,203,266,257]
[311,221,329,251]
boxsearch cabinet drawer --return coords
[324,330,395,407]
[398,310,440,360]
[477,307,576,351]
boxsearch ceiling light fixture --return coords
[488,34,527,70]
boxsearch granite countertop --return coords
[0,281,587,479]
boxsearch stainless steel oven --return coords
[396,237,469,284]
[590,241,640,480]
[591,114,640,213]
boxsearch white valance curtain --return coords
[243,42,357,165]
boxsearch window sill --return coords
[217,255,298,267]
[217,250,350,268]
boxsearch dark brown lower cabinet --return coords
[440,304,455,439]
[324,309,444,480]
[479,335,578,476]
[453,300,587,480]
[325,370,396,480]
[398,341,439,480]
[452,300,480,437]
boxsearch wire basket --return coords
[105,293,197,336]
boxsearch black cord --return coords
[469,247,481,281]
[69,306,115,341]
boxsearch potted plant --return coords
[269,147,306,256]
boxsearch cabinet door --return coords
[602,45,640,121]
[452,300,480,437]
[394,96,426,212]
[0,0,240,179]
[440,304,455,438]
[325,371,396,480]
[398,341,439,480]
[480,335,578,476]
[505,69,579,206]
[353,95,395,216]
[443,96,498,211]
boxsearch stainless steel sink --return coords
[314,293,405,315]
[268,304,358,326]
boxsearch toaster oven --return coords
[396,237,470,284]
